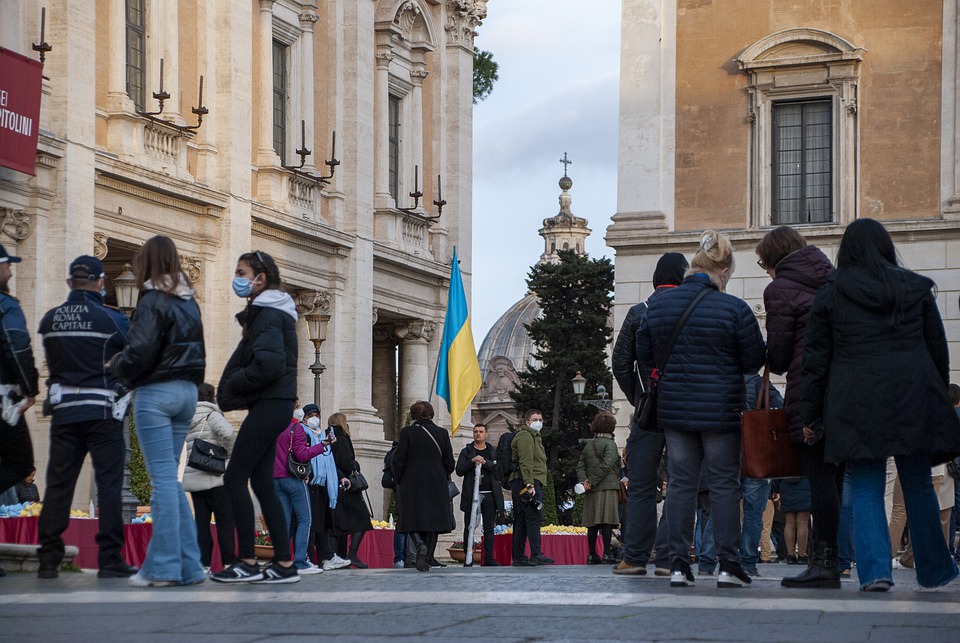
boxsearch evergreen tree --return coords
[510,249,614,497]
[473,48,499,104]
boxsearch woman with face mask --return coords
[212,251,300,584]
[271,403,328,574]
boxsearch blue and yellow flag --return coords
[436,247,482,436]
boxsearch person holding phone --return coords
[328,412,373,568]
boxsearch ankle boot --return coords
[781,542,841,589]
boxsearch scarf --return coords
[304,428,338,509]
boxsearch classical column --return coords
[158,0,181,123]
[373,44,394,209]
[257,0,278,166]
[372,324,399,440]
[409,64,427,190]
[106,0,132,111]
[395,319,436,417]
[299,8,319,173]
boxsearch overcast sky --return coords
[470,1,622,347]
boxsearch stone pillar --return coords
[395,319,436,417]
[158,0,181,123]
[106,0,132,111]
[256,0,277,166]
[409,64,426,186]
[371,324,399,440]
[299,8,319,173]
[373,45,394,209]
[944,0,960,215]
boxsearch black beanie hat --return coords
[652,252,689,287]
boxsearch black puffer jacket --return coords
[638,275,766,433]
[112,288,205,388]
[802,267,960,464]
[218,298,298,411]
[762,245,834,442]
[613,287,677,408]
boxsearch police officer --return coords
[0,244,39,578]
[36,255,137,579]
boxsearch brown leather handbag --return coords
[740,367,802,479]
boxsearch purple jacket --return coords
[273,420,326,478]
[762,245,834,442]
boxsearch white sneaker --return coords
[128,572,174,588]
[202,566,211,575]
[299,562,323,575]
[393,560,405,569]
[892,558,900,569]
[322,554,351,571]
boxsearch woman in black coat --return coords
[393,400,455,572]
[755,226,840,588]
[802,218,960,591]
[211,251,300,585]
[328,412,373,568]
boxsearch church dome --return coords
[477,291,541,376]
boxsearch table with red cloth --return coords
[0,517,397,571]
[490,533,593,566]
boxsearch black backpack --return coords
[381,441,399,489]
[496,431,519,489]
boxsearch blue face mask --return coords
[232,277,253,298]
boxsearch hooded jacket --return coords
[218,290,299,411]
[762,245,834,442]
[112,277,205,388]
[802,266,960,463]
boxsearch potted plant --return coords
[447,540,481,564]
[254,529,273,559]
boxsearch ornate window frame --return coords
[738,28,865,228]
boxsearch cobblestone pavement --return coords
[0,564,958,641]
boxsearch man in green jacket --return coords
[510,409,554,566]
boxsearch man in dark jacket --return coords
[0,244,39,578]
[456,423,503,566]
[612,252,687,576]
[36,256,138,580]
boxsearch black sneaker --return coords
[211,561,263,583]
[670,560,695,587]
[483,559,500,567]
[253,562,300,584]
[37,567,59,579]
[415,544,429,572]
[717,560,752,588]
[428,557,447,568]
[512,557,536,567]
[531,553,555,566]
[98,562,138,578]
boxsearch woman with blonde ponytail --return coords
[638,230,765,589]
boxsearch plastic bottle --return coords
[89,499,96,519]
[388,513,394,529]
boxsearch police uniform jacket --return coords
[39,290,130,426]
[0,292,39,397]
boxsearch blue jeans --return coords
[848,455,959,589]
[134,380,203,584]
[838,471,855,571]
[665,430,742,566]
[696,505,716,573]
[739,478,771,572]
[622,428,665,565]
[274,477,312,569]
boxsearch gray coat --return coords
[181,401,236,493]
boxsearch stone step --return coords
[0,543,78,573]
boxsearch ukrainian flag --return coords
[436,247,482,435]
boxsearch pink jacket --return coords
[273,420,326,478]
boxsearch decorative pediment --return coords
[737,28,865,71]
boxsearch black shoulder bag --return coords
[634,287,712,433]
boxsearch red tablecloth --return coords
[0,517,396,570]
[492,533,595,566]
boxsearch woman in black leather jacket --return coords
[111,235,206,588]
[211,251,300,585]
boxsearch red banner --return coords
[0,47,43,176]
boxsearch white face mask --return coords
[529,421,543,432]
[293,408,305,422]
[305,416,321,429]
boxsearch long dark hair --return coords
[238,250,282,290]
[834,219,905,322]
[134,235,189,294]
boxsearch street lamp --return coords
[112,263,140,524]
[113,263,139,314]
[571,371,615,413]
[305,312,331,415]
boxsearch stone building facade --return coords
[609,0,960,429]
[0,0,487,515]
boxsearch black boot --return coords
[781,542,841,589]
